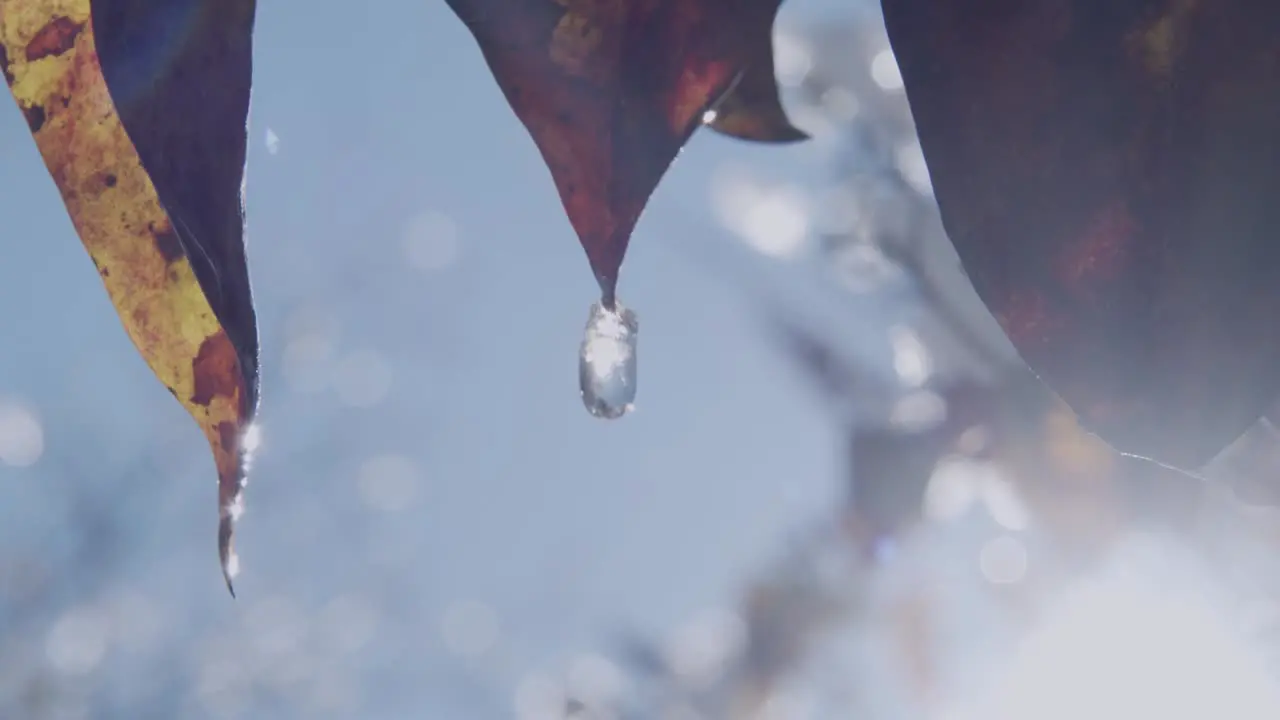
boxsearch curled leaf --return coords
[883,1,1280,470]
[705,65,807,144]
[446,0,800,303]
[704,0,807,144]
[1,0,259,592]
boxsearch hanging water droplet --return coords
[579,301,638,419]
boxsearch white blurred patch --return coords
[758,686,817,720]
[711,166,810,258]
[982,474,1031,532]
[924,458,985,521]
[223,551,241,582]
[948,535,1280,720]
[773,27,813,87]
[515,672,567,720]
[357,454,420,513]
[197,637,250,717]
[332,348,393,408]
[820,86,860,123]
[1237,597,1280,637]
[0,401,42,467]
[246,595,308,662]
[317,593,380,654]
[441,600,500,659]
[567,653,627,707]
[924,458,1033,536]
[46,605,109,675]
[665,609,747,686]
[979,536,1028,585]
[104,588,166,654]
[241,423,263,455]
[744,190,810,257]
[243,596,315,689]
[890,390,947,433]
[870,48,904,91]
[829,240,900,293]
[890,325,931,387]
[307,665,360,714]
[281,306,341,394]
[403,210,460,272]
[896,140,933,197]
[264,128,279,155]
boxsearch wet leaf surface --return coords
[445,0,803,304]
[0,0,259,592]
[883,1,1280,471]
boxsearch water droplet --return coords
[579,301,638,419]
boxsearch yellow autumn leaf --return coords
[0,0,257,593]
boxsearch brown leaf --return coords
[446,0,798,303]
[883,1,1280,470]
[705,0,807,144]
[1,0,259,593]
[706,66,807,144]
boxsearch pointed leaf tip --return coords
[2,0,259,586]
[220,507,240,598]
[213,404,253,599]
[448,0,798,296]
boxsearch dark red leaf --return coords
[882,1,1280,470]
[446,0,800,303]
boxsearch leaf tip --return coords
[215,420,257,599]
[704,91,810,144]
[219,500,241,599]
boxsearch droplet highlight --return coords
[579,301,638,419]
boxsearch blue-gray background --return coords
[0,1,891,716]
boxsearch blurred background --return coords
[3,0,1280,717]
